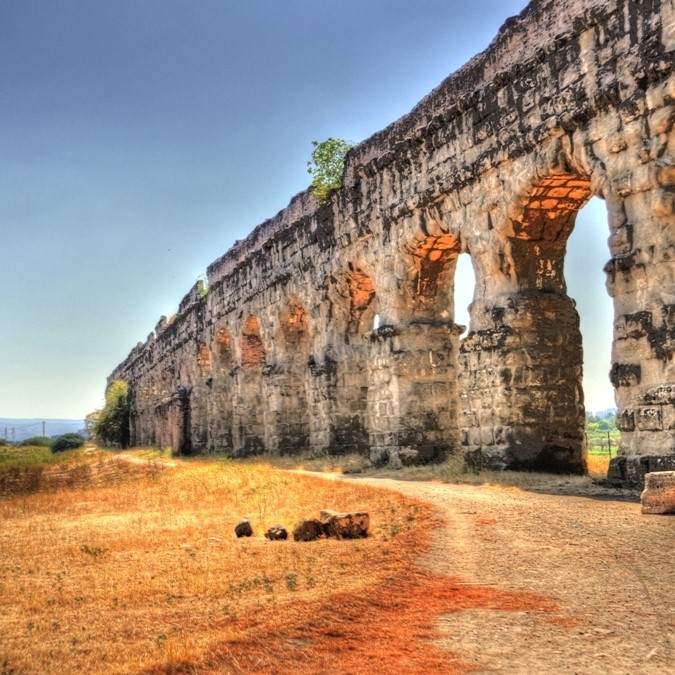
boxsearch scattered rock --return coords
[321,510,370,539]
[265,524,288,540]
[292,518,325,542]
[641,471,675,514]
[235,519,253,538]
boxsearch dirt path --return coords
[331,475,675,674]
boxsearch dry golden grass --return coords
[280,451,619,496]
[0,451,441,674]
[586,453,611,477]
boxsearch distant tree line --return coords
[585,412,619,454]
[0,434,86,452]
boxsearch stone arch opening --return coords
[205,326,235,453]
[280,300,310,349]
[216,328,234,371]
[454,253,476,337]
[461,171,606,475]
[232,315,267,456]
[326,266,377,455]
[270,299,311,455]
[506,172,595,473]
[197,344,212,375]
[510,173,593,291]
[240,316,266,368]
[347,266,377,334]
[567,197,615,405]
[408,234,461,319]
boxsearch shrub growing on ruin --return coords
[93,379,131,448]
[307,137,353,204]
[51,433,85,453]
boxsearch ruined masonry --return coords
[109,0,675,486]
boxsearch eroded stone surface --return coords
[292,519,325,542]
[320,510,370,539]
[641,471,675,514]
[234,519,253,538]
[109,0,675,485]
[264,524,288,541]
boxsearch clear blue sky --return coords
[0,0,615,419]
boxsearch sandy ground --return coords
[331,475,675,674]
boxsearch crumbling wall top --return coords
[345,0,605,175]
[207,0,609,290]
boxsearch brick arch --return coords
[459,169,601,475]
[240,316,266,368]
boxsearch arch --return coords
[215,327,234,370]
[205,325,235,453]
[409,233,461,300]
[280,299,310,348]
[240,316,266,368]
[268,299,312,455]
[347,267,376,334]
[196,344,212,375]
[460,170,600,474]
[510,173,593,292]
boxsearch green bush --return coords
[0,438,7,446]
[20,436,52,447]
[51,433,85,453]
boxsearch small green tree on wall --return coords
[307,137,353,203]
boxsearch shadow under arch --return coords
[270,298,311,455]
[325,265,379,455]
[204,326,235,452]
[232,315,267,456]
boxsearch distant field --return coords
[0,448,439,673]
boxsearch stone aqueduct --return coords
[110,0,675,485]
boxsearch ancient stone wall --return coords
[110,0,675,485]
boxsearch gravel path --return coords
[332,475,675,674]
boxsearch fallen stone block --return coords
[292,518,324,542]
[235,519,253,537]
[265,524,288,541]
[641,471,675,514]
[320,509,370,539]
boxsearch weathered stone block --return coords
[320,510,370,539]
[640,472,675,514]
[265,524,288,541]
[292,519,324,542]
[615,312,653,339]
[616,409,636,432]
[610,363,641,388]
[637,407,663,431]
[235,519,253,538]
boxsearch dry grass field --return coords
[0,449,437,673]
[1,447,621,674]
